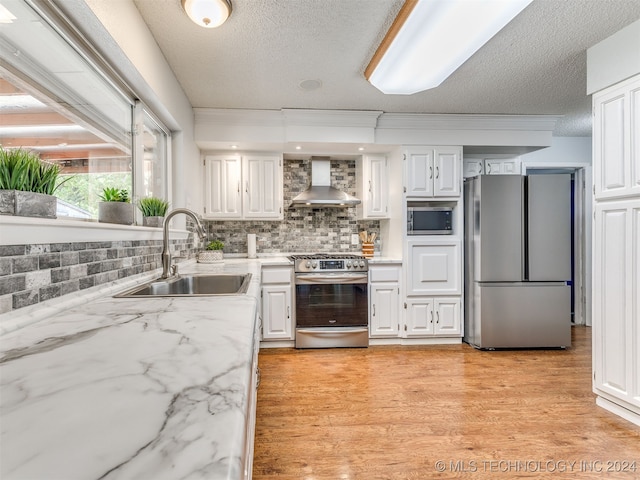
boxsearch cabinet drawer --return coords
[262,268,292,284]
[369,266,400,283]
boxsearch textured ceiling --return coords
[132,0,640,137]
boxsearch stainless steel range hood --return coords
[290,157,361,207]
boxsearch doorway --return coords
[525,167,589,326]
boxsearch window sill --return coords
[0,216,190,245]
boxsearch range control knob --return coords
[305,261,312,268]
[359,260,365,267]
[311,261,318,269]
[346,261,352,268]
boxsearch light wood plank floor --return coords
[253,327,640,479]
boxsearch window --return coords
[0,0,169,220]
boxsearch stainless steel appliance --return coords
[464,174,572,349]
[407,206,453,235]
[290,253,369,348]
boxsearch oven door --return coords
[295,272,368,328]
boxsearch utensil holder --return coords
[361,242,374,258]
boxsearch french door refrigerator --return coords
[463,174,572,349]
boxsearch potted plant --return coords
[197,239,224,263]
[0,147,67,219]
[98,187,134,225]
[138,196,169,227]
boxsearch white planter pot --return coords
[197,250,223,263]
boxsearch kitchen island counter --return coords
[0,259,263,480]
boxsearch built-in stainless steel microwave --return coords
[407,207,453,235]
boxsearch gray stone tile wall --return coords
[0,239,195,315]
[205,159,381,254]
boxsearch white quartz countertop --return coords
[0,259,263,480]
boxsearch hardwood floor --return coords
[253,327,640,479]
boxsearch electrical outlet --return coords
[351,233,359,245]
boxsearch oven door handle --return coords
[295,273,368,284]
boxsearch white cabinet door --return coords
[370,282,400,337]
[631,84,640,196]
[407,240,462,295]
[405,150,434,197]
[243,155,282,219]
[405,298,435,336]
[593,75,640,199]
[204,154,242,218]
[357,154,389,219]
[463,159,483,178]
[367,155,389,218]
[594,89,627,198]
[593,200,640,410]
[434,298,461,335]
[262,284,293,340]
[434,147,461,196]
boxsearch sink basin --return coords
[115,273,252,297]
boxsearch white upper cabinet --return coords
[463,157,521,178]
[357,154,389,219]
[204,153,283,219]
[243,155,282,218]
[484,158,521,175]
[405,146,462,198]
[593,75,640,200]
[204,154,242,218]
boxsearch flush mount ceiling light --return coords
[181,0,231,28]
[365,0,533,94]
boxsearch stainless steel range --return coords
[289,253,369,349]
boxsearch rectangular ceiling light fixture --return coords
[365,0,533,95]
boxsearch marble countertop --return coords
[0,259,263,480]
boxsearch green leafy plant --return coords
[206,240,224,251]
[137,197,169,217]
[0,147,68,195]
[99,187,130,203]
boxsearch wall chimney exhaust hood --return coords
[290,157,361,207]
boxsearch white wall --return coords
[520,136,592,166]
[587,18,640,95]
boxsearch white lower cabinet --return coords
[261,266,294,341]
[405,297,461,337]
[593,199,640,423]
[406,239,462,295]
[369,264,401,338]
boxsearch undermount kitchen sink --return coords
[115,274,252,297]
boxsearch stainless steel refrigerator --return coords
[464,174,572,349]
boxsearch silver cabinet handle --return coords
[487,163,491,174]
[436,311,440,324]
[368,180,372,193]
[429,165,433,179]
[245,180,249,193]
[237,181,240,193]
[430,311,433,323]
[372,304,376,316]
[287,305,290,318]
[435,166,440,178]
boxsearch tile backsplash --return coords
[204,159,381,254]
[0,238,195,315]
